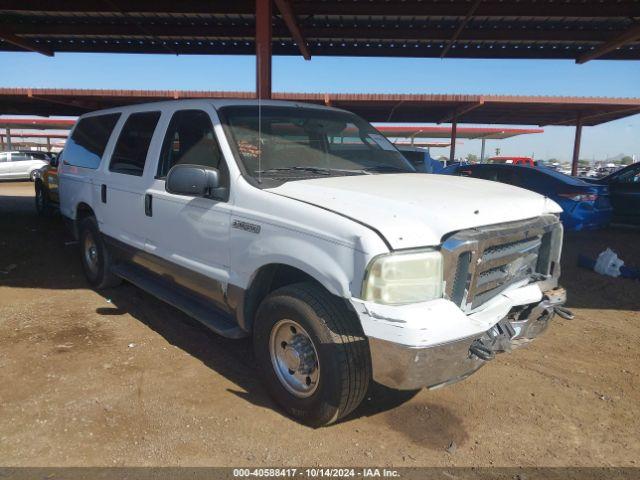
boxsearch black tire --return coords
[78,216,121,290]
[29,170,38,182]
[34,181,51,216]
[254,282,372,427]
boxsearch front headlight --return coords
[362,249,444,305]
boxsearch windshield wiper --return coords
[257,166,332,175]
[363,165,410,173]
[257,166,372,176]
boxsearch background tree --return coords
[465,153,479,163]
[620,156,634,165]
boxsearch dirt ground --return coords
[0,180,639,467]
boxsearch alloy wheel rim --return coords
[269,319,320,398]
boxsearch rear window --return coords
[63,113,121,169]
[109,111,161,176]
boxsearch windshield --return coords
[219,106,415,183]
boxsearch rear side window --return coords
[63,113,120,169]
[157,110,222,178]
[109,111,161,176]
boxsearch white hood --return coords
[267,173,561,249]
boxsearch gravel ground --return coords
[0,181,639,467]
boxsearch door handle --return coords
[101,184,107,203]
[144,193,152,217]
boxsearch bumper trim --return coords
[369,334,486,391]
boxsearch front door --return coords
[143,107,232,308]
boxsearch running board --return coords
[110,263,247,339]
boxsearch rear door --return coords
[143,107,232,307]
[0,152,9,178]
[98,111,162,250]
[608,164,640,224]
[58,113,121,221]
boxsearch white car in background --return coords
[0,150,50,181]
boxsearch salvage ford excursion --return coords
[59,100,567,426]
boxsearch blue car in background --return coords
[445,164,613,231]
[396,145,445,174]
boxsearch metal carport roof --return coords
[1,1,640,62]
[1,88,639,127]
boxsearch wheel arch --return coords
[231,262,351,333]
[72,202,96,238]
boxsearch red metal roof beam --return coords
[576,23,640,64]
[274,0,311,60]
[439,99,484,124]
[0,30,54,57]
[440,0,482,59]
[545,106,640,126]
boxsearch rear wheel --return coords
[34,182,51,216]
[254,282,372,427]
[78,216,121,290]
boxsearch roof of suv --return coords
[78,98,348,119]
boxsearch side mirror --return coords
[50,157,59,167]
[165,164,226,199]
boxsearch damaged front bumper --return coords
[351,283,567,391]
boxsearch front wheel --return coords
[29,170,38,182]
[254,282,372,427]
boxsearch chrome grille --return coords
[442,216,562,312]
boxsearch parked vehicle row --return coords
[445,163,614,231]
[486,156,536,167]
[56,99,566,426]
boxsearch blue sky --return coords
[3,52,640,161]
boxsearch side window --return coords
[470,167,499,182]
[0,153,6,162]
[109,111,161,176]
[496,168,523,187]
[64,113,121,169]
[399,150,425,167]
[157,110,222,178]
[615,165,640,184]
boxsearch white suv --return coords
[59,99,566,426]
[0,150,49,181]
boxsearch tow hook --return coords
[554,306,575,320]
[469,340,495,361]
[469,320,516,361]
